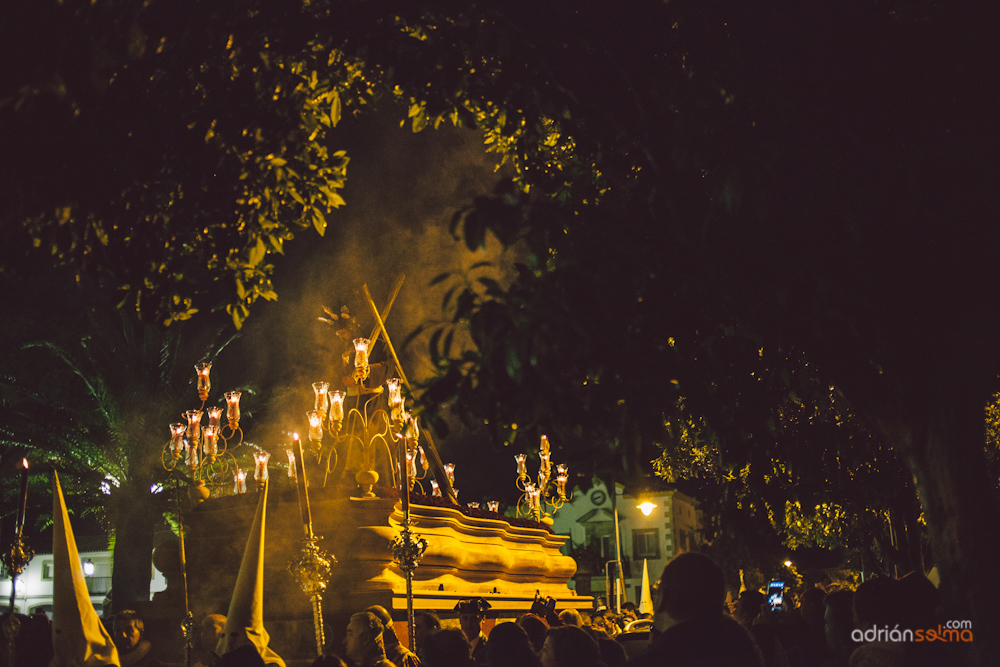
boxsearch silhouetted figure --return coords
[598,637,626,667]
[797,587,829,666]
[456,599,490,667]
[626,553,763,667]
[343,612,397,667]
[557,609,584,627]
[517,614,548,653]
[538,626,604,667]
[483,622,541,667]
[819,590,854,667]
[413,612,441,657]
[367,606,420,667]
[114,610,160,667]
[421,629,473,667]
[193,613,226,667]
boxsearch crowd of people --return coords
[1,551,956,667]
[1,553,952,667]
[293,552,954,667]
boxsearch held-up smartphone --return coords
[767,580,785,611]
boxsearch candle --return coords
[254,451,270,482]
[287,449,297,479]
[195,362,212,396]
[225,391,241,424]
[169,423,186,459]
[387,378,403,420]
[292,434,313,536]
[329,390,345,422]
[307,410,323,442]
[234,469,247,494]
[16,458,28,536]
[515,453,527,477]
[444,463,456,486]
[353,338,370,369]
[184,410,203,441]
[207,407,223,431]
[312,382,329,413]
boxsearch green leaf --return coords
[330,90,342,127]
[270,157,287,167]
[430,272,451,286]
[248,237,266,267]
[312,209,327,236]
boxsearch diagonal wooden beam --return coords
[361,282,459,505]
[367,274,405,347]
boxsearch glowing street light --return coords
[637,501,657,517]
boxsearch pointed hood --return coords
[639,558,654,615]
[216,482,285,667]
[51,471,120,667]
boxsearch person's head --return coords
[414,611,441,652]
[484,622,541,667]
[598,637,627,667]
[113,610,144,652]
[344,612,383,664]
[517,614,548,653]
[898,570,940,628]
[653,553,726,633]
[733,590,765,628]
[422,628,472,667]
[557,609,583,627]
[366,605,400,646]
[537,626,602,667]
[457,600,487,642]
[853,577,905,629]
[824,589,855,653]
[799,587,827,625]
[199,614,226,652]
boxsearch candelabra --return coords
[288,436,334,656]
[161,362,244,502]
[515,435,571,525]
[389,422,428,652]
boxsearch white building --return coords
[551,482,702,608]
[0,548,166,616]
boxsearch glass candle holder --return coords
[353,338,370,369]
[312,382,329,413]
[307,410,323,441]
[254,451,270,482]
[169,423,186,458]
[329,390,345,422]
[234,469,247,494]
[195,362,212,397]
[184,410,203,441]
[225,391,241,424]
[207,406,223,431]
[202,425,218,457]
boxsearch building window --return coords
[632,528,660,560]
[42,560,54,580]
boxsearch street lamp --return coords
[637,501,657,517]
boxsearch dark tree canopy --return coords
[3,1,1000,662]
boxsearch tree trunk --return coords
[110,483,157,613]
[879,411,1000,666]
